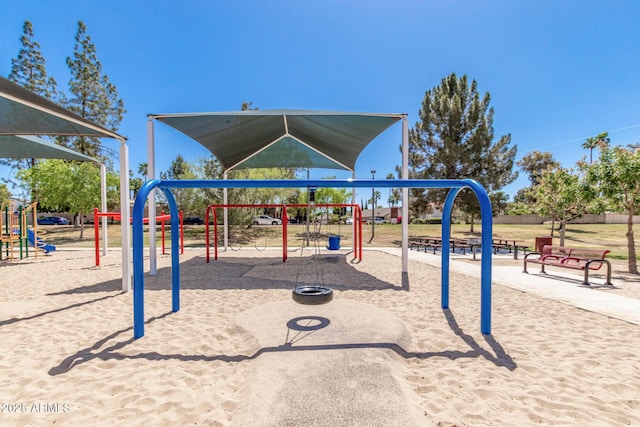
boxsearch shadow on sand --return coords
[49,307,515,376]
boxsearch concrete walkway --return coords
[378,247,640,326]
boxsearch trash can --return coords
[535,237,552,253]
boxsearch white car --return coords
[366,217,387,225]
[345,217,354,225]
[253,215,282,225]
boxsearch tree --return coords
[138,162,148,180]
[534,167,587,247]
[515,150,561,213]
[506,201,534,216]
[408,73,517,231]
[64,21,125,163]
[368,190,382,209]
[130,177,144,199]
[582,132,610,164]
[8,21,59,100]
[385,173,401,207]
[0,183,11,206]
[516,151,560,186]
[16,159,119,237]
[2,21,60,190]
[159,154,199,214]
[297,180,351,234]
[581,146,640,274]
[489,191,509,215]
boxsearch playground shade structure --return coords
[0,75,130,290]
[153,110,402,171]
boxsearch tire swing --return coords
[292,188,333,305]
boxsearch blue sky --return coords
[2,0,640,204]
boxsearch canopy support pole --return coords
[119,138,131,292]
[100,163,107,257]
[223,171,228,251]
[147,117,157,275]
[352,170,356,252]
[401,114,409,273]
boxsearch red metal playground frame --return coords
[93,208,184,267]
[205,203,363,263]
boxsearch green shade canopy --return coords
[0,135,98,162]
[153,110,403,171]
[0,76,122,139]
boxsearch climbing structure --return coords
[0,200,21,260]
[0,201,51,260]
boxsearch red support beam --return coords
[205,203,362,263]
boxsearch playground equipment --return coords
[27,229,56,254]
[292,216,334,305]
[325,216,343,250]
[131,178,494,339]
[1,201,53,260]
[93,207,184,266]
[205,203,363,263]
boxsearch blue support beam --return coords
[132,179,493,338]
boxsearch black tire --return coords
[292,286,333,305]
[253,221,259,225]
[272,221,278,225]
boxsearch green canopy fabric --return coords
[0,135,98,162]
[0,76,131,293]
[0,76,122,139]
[153,110,402,171]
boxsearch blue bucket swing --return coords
[326,213,341,250]
[327,235,340,250]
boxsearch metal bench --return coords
[523,245,613,286]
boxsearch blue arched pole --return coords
[441,187,463,309]
[162,187,181,314]
[441,181,492,334]
[131,179,493,338]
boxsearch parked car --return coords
[345,217,354,225]
[37,216,69,225]
[366,217,387,225]
[182,216,204,225]
[253,215,282,225]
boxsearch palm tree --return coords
[138,162,148,180]
[385,173,395,207]
[582,132,610,163]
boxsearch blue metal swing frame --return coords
[132,179,493,338]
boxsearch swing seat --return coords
[327,235,341,250]
[292,286,333,305]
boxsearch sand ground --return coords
[1,247,639,426]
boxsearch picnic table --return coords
[409,237,468,254]
[409,236,530,260]
[463,238,529,260]
[492,238,529,260]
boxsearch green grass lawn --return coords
[35,222,636,260]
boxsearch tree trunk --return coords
[550,218,556,237]
[627,207,638,274]
[469,213,475,233]
[558,221,566,247]
[77,210,84,239]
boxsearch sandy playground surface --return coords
[1,247,639,426]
